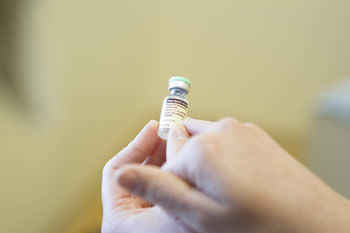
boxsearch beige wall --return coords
[1,1,349,233]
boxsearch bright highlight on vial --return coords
[158,76,191,140]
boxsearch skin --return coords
[101,118,350,233]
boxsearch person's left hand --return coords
[101,120,192,233]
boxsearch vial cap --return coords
[168,76,191,92]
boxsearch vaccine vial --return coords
[158,76,191,140]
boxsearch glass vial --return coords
[158,76,191,140]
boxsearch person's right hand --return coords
[117,117,350,233]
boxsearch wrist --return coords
[292,190,350,233]
[316,195,350,233]
[256,182,350,233]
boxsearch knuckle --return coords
[243,122,265,134]
[191,135,207,148]
[217,117,239,128]
[191,135,216,164]
[243,122,258,129]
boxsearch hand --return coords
[113,118,350,233]
[101,120,193,233]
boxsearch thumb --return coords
[166,123,190,161]
[116,165,222,231]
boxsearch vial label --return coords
[159,97,188,130]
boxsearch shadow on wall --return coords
[307,80,350,198]
[0,1,53,123]
[0,1,28,110]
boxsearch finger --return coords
[143,138,166,166]
[163,134,226,203]
[185,117,241,135]
[102,120,161,205]
[108,120,160,169]
[184,117,216,135]
[166,122,190,161]
[117,165,224,232]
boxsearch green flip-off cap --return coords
[169,76,191,91]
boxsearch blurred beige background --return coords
[0,1,349,233]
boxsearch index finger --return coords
[184,117,240,135]
[184,117,216,135]
[102,120,161,204]
[108,120,160,169]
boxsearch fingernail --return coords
[149,120,158,127]
[118,170,140,191]
[142,120,158,132]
